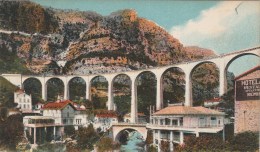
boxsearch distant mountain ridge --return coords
[0,1,215,75]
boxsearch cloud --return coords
[170,1,260,54]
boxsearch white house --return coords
[123,112,147,123]
[93,111,118,132]
[42,100,76,125]
[23,116,63,145]
[42,99,89,129]
[204,97,222,108]
[147,105,225,151]
[34,102,44,110]
[14,89,32,112]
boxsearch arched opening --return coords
[162,67,185,107]
[68,77,86,101]
[90,76,108,109]
[218,54,260,117]
[226,54,259,90]
[116,129,145,151]
[136,71,156,122]
[191,62,219,106]
[46,78,64,101]
[23,78,42,105]
[113,74,131,122]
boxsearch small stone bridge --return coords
[111,123,147,142]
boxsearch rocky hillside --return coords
[0,1,215,75]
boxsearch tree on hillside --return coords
[96,137,120,152]
[218,89,234,117]
[230,131,259,152]
[77,124,99,150]
[0,77,19,108]
[0,114,24,150]
[64,125,76,137]
[175,134,229,152]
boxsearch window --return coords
[172,120,178,126]
[180,117,183,126]
[76,119,82,124]
[211,117,217,126]
[165,118,170,125]
[199,117,206,127]
[160,119,163,125]
[63,119,67,124]
[67,112,69,117]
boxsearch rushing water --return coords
[120,131,145,152]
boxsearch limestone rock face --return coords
[0,1,215,75]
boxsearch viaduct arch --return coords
[112,123,147,142]
[2,46,259,123]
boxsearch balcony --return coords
[146,124,223,133]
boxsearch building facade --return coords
[42,99,88,128]
[23,116,63,145]
[147,106,225,151]
[93,111,118,132]
[14,89,32,112]
[234,66,260,133]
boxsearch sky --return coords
[32,0,260,75]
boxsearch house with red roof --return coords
[42,100,76,125]
[147,105,225,151]
[204,97,222,108]
[123,112,147,123]
[93,110,118,132]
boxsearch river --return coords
[120,131,146,152]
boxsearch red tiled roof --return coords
[153,106,225,116]
[96,113,117,118]
[42,100,76,110]
[124,112,146,118]
[15,89,25,94]
[235,65,260,80]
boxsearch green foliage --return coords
[0,1,59,34]
[218,89,234,117]
[64,125,76,137]
[147,145,157,152]
[160,140,170,152]
[77,124,99,150]
[0,114,24,151]
[176,134,229,152]
[33,143,66,152]
[46,78,64,101]
[145,130,153,145]
[0,43,31,74]
[137,73,156,116]
[114,95,131,116]
[192,63,219,106]
[92,96,107,109]
[96,137,120,152]
[0,77,19,108]
[230,131,259,152]
[23,78,43,105]
[69,78,86,100]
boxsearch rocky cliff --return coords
[0,1,214,75]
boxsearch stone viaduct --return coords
[1,46,259,123]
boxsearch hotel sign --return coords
[236,78,260,101]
